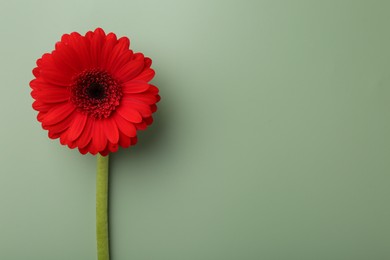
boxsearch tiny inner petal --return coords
[70,69,122,119]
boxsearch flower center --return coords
[87,82,106,100]
[71,69,122,119]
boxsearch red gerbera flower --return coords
[30,28,160,156]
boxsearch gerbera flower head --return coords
[30,28,160,156]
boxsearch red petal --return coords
[109,50,133,74]
[122,81,150,94]
[69,32,91,69]
[86,140,99,155]
[114,53,144,82]
[37,112,47,122]
[54,42,82,72]
[85,31,94,41]
[121,98,152,117]
[124,93,159,105]
[130,136,138,145]
[61,33,71,44]
[150,104,158,113]
[135,121,147,130]
[116,104,143,123]
[148,85,159,94]
[100,33,117,69]
[67,112,88,142]
[67,140,77,149]
[59,131,69,145]
[118,130,131,148]
[36,57,43,67]
[51,50,75,76]
[32,101,56,112]
[99,149,110,156]
[112,112,137,137]
[76,117,94,149]
[30,79,70,101]
[132,68,155,82]
[40,68,72,86]
[92,120,107,152]
[99,141,119,155]
[43,112,74,134]
[42,103,75,125]
[102,118,119,144]
[33,67,40,77]
[118,36,130,49]
[78,145,90,155]
[144,57,152,68]
[31,88,70,103]
[106,37,130,72]
[48,131,61,139]
[144,116,153,125]
[108,142,119,153]
[90,28,106,67]
[30,79,49,90]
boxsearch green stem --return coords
[96,154,110,260]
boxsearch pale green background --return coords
[0,0,389,259]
